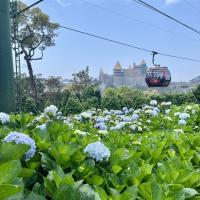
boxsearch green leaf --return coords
[180,188,198,199]
[94,186,108,200]
[25,192,46,200]
[20,168,34,178]
[88,175,104,186]
[53,185,80,200]
[79,184,101,200]
[0,184,23,200]
[112,165,122,174]
[0,160,21,184]
[0,143,29,163]
[119,186,138,200]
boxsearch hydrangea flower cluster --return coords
[44,105,58,117]
[37,123,46,131]
[0,112,10,124]
[150,100,158,106]
[84,141,110,162]
[3,132,36,161]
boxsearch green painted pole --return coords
[0,0,16,113]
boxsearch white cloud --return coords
[56,0,71,7]
[165,0,180,5]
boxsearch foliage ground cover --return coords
[0,101,200,199]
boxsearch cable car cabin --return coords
[145,67,171,87]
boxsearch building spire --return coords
[113,61,123,70]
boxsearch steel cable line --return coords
[82,0,199,43]
[132,0,200,36]
[59,25,200,63]
[15,1,200,63]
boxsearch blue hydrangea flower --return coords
[95,122,107,130]
[84,141,110,162]
[122,116,131,122]
[131,114,139,121]
[96,117,105,123]
[2,132,36,161]
[179,119,186,126]
[151,110,158,116]
[179,113,190,120]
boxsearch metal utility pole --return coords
[0,0,16,112]
[11,0,22,111]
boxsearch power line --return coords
[82,0,198,43]
[59,25,200,63]
[132,0,200,36]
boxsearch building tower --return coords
[113,61,124,87]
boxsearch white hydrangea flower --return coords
[179,119,186,126]
[185,105,192,111]
[0,112,10,124]
[44,105,58,117]
[165,109,171,115]
[133,110,140,114]
[37,123,46,131]
[164,116,172,121]
[166,102,172,106]
[192,110,196,114]
[84,141,110,162]
[80,112,92,119]
[150,100,157,106]
[74,130,89,136]
[137,121,142,126]
[174,129,184,134]
[138,127,143,132]
[98,130,108,135]
[34,114,45,122]
[145,109,152,115]
[174,112,180,117]
[130,124,136,131]
[3,132,36,161]
[161,102,171,106]
[146,119,151,124]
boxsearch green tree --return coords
[64,96,82,115]
[71,67,97,96]
[193,85,200,103]
[14,3,59,101]
[101,88,122,110]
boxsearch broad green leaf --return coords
[180,188,198,199]
[119,186,138,200]
[0,143,29,163]
[0,184,23,200]
[112,165,122,174]
[53,185,80,200]
[0,160,21,184]
[25,192,46,200]
[95,186,108,200]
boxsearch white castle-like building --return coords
[99,60,148,88]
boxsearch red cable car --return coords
[145,52,171,87]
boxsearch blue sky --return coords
[22,0,200,81]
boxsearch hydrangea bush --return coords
[0,102,200,199]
